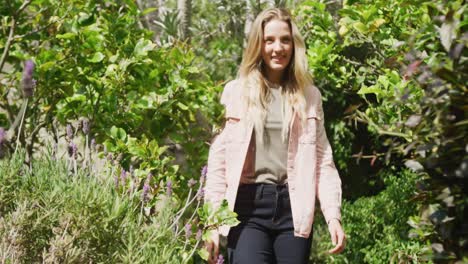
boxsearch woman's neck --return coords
[264,68,283,85]
[264,78,281,89]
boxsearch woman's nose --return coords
[273,41,283,52]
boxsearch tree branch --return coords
[0,17,16,73]
[16,0,33,16]
[0,0,33,73]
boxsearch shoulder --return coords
[220,79,241,106]
[304,83,323,107]
[219,79,244,118]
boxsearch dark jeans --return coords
[227,183,313,264]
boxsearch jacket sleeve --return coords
[315,89,343,225]
[203,82,232,209]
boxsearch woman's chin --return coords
[267,63,287,72]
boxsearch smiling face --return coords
[261,19,294,83]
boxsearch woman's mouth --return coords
[272,56,284,62]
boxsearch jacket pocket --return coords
[299,114,321,144]
[225,117,248,143]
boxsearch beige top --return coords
[241,87,288,184]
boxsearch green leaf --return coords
[103,141,116,152]
[198,248,209,260]
[110,126,127,141]
[56,32,76,39]
[177,102,189,111]
[87,52,105,63]
[127,141,147,157]
[357,84,384,102]
[186,66,199,73]
[142,7,158,16]
[373,18,385,28]
[352,22,368,34]
[40,61,56,71]
[438,21,456,52]
[134,38,156,57]
[77,12,93,25]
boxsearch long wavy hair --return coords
[238,8,311,144]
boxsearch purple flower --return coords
[141,182,149,202]
[90,138,96,151]
[216,254,224,264]
[68,142,77,159]
[24,60,34,75]
[0,127,5,144]
[197,187,204,201]
[141,173,153,203]
[120,169,127,184]
[201,165,207,176]
[22,60,35,97]
[196,229,202,241]
[82,119,90,134]
[114,175,119,188]
[166,179,172,196]
[146,172,153,182]
[185,223,192,239]
[66,124,73,140]
[187,178,197,188]
[106,153,113,161]
[200,165,207,183]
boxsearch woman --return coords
[204,8,345,264]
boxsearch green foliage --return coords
[311,169,431,263]
[1,0,466,262]
[0,0,222,182]
[0,150,238,263]
[298,0,467,259]
[197,200,240,260]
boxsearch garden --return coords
[0,0,466,263]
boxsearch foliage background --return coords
[0,0,466,263]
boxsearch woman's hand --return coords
[205,230,220,264]
[327,219,346,254]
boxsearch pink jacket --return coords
[204,80,342,238]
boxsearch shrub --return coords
[0,150,237,263]
[310,169,430,263]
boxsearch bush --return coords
[310,169,431,263]
[0,150,237,263]
[298,0,467,259]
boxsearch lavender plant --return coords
[0,145,237,263]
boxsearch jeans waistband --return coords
[237,183,289,200]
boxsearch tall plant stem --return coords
[14,98,28,154]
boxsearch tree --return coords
[177,0,192,41]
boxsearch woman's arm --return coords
[204,81,234,209]
[204,82,234,264]
[315,89,342,225]
[204,128,228,209]
[315,89,346,254]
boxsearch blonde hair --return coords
[237,8,311,144]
